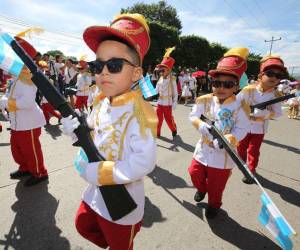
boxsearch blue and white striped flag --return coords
[0,32,24,77]
[259,192,296,250]
[138,74,157,99]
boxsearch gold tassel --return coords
[163,46,176,58]
[133,90,158,138]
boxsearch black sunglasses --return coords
[211,80,237,89]
[264,70,284,80]
[88,58,137,74]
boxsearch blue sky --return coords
[1,0,300,75]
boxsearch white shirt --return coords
[237,83,282,134]
[178,75,185,89]
[188,76,196,90]
[156,76,178,106]
[189,94,249,169]
[54,62,64,76]
[76,74,91,96]
[1,79,46,130]
[87,85,100,107]
[81,91,157,225]
[64,66,77,85]
[47,60,57,76]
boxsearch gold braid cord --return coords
[133,90,158,138]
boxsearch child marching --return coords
[61,13,157,249]
[237,55,285,184]
[188,48,250,218]
[155,47,178,138]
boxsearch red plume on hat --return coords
[14,27,43,59]
[157,47,176,70]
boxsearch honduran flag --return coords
[258,192,296,249]
[0,32,24,77]
[138,74,157,99]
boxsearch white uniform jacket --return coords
[0,79,46,130]
[189,94,249,169]
[80,90,157,225]
[156,75,178,106]
[237,83,282,134]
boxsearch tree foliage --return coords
[121,0,182,31]
[46,50,64,58]
[173,35,210,70]
[144,21,180,71]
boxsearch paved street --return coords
[0,103,299,250]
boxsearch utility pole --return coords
[290,66,300,77]
[265,36,282,55]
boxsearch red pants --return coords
[237,133,264,173]
[75,96,88,110]
[41,103,61,123]
[156,104,177,135]
[10,128,48,177]
[75,201,142,250]
[188,159,231,209]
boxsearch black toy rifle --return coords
[200,115,254,181]
[250,92,299,112]
[4,33,136,221]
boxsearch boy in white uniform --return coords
[61,13,157,249]
[237,56,285,184]
[188,48,250,218]
[0,36,48,186]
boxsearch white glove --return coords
[1,110,9,120]
[172,102,177,110]
[213,139,223,150]
[0,97,8,110]
[60,115,80,140]
[199,122,211,137]
[253,108,270,118]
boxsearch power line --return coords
[0,13,82,40]
[252,0,274,30]
[240,0,267,30]
[223,0,256,30]
[0,19,84,46]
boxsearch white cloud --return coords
[178,10,300,75]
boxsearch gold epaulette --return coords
[275,89,284,98]
[133,91,158,138]
[241,84,256,93]
[195,93,213,104]
[93,92,106,106]
[241,99,251,117]
[172,75,177,81]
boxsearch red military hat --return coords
[260,55,286,73]
[157,47,176,70]
[209,47,249,81]
[83,13,150,64]
[77,60,88,69]
[15,36,37,59]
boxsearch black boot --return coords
[242,176,255,185]
[172,130,177,137]
[194,191,206,202]
[205,206,219,219]
[10,170,31,179]
[24,176,48,186]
